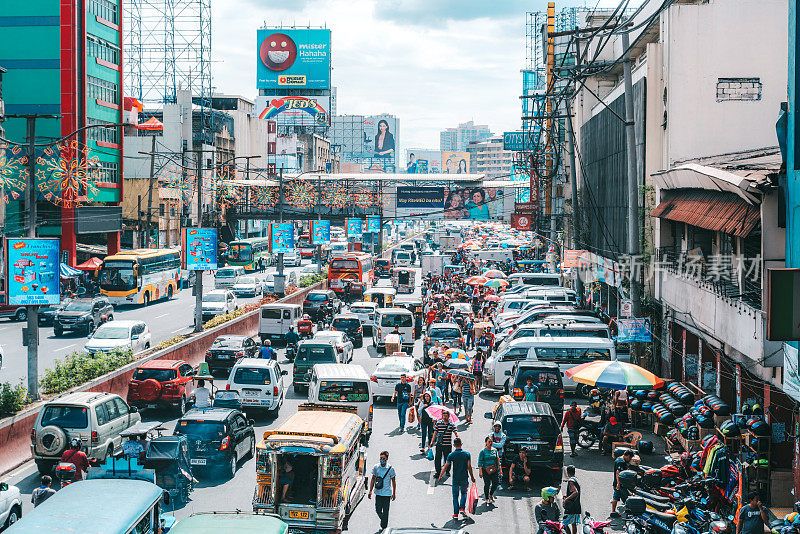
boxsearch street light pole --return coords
[25,116,39,400]
[194,150,204,332]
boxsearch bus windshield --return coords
[330,259,359,271]
[99,260,137,291]
[534,347,612,363]
[228,243,252,262]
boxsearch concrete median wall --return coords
[0,281,325,476]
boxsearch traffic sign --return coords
[511,213,532,231]
[620,299,632,318]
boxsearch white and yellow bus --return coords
[99,248,181,305]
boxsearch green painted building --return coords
[0,0,124,263]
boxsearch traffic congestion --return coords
[0,221,777,534]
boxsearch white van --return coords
[349,301,379,334]
[374,307,415,353]
[494,320,613,354]
[215,266,245,288]
[507,272,562,288]
[258,303,302,344]
[308,363,373,440]
[524,288,578,305]
[226,358,287,415]
[483,336,616,393]
[495,298,548,317]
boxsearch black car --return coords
[205,335,259,375]
[485,401,563,483]
[302,290,342,319]
[173,408,256,479]
[54,297,114,336]
[508,361,565,420]
[39,301,68,327]
[331,313,364,348]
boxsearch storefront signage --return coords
[616,318,652,343]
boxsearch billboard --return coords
[184,228,218,271]
[256,95,330,127]
[443,186,502,220]
[616,318,653,343]
[395,186,444,218]
[271,223,295,253]
[441,151,470,174]
[257,28,331,89]
[503,130,540,151]
[311,220,330,245]
[346,218,363,238]
[6,238,60,305]
[333,114,398,172]
[406,149,441,174]
[366,216,381,233]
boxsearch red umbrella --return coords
[484,294,501,302]
[76,257,103,271]
[465,276,488,286]
[136,117,164,131]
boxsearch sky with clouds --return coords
[213,0,623,154]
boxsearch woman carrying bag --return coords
[478,436,500,503]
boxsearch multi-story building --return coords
[331,114,399,172]
[0,0,125,265]
[466,136,515,178]
[440,121,492,152]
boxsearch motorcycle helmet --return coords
[741,404,753,416]
[794,502,800,514]
[680,452,693,469]
[541,486,559,501]
[752,403,764,415]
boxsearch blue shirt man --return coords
[440,438,475,519]
[523,378,539,401]
[260,341,277,360]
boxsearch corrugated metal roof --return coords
[651,189,760,238]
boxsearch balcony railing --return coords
[655,247,762,310]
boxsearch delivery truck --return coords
[421,253,445,277]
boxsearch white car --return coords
[201,289,238,321]
[370,356,425,401]
[0,481,21,529]
[349,301,379,334]
[231,275,264,298]
[282,251,301,267]
[313,330,354,363]
[226,358,286,415]
[84,320,151,355]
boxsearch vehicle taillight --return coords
[558,389,564,399]
[555,434,563,451]
[235,351,244,358]
[369,404,373,420]
[512,388,523,400]
[226,383,231,390]
[357,326,362,332]
[205,351,212,358]
[220,436,230,451]
[91,431,99,444]
[304,300,310,305]
[30,428,35,443]
[273,386,279,396]
[370,375,378,383]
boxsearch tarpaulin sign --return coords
[616,318,652,343]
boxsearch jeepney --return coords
[253,404,367,533]
[391,267,415,294]
[363,287,396,308]
[169,512,288,533]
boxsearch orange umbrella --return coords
[465,276,488,285]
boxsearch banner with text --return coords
[310,220,330,245]
[346,218,363,238]
[271,223,295,253]
[6,238,60,305]
[366,216,381,233]
[184,228,218,271]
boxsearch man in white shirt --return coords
[194,379,213,408]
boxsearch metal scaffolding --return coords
[124,0,213,144]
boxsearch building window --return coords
[87,75,118,104]
[95,161,119,183]
[716,78,762,101]
[89,0,118,24]
[87,35,119,65]
[159,203,165,216]
[87,118,118,144]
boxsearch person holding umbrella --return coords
[428,410,459,480]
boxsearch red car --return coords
[127,359,196,415]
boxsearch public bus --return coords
[99,248,181,306]
[227,237,272,271]
[327,252,373,295]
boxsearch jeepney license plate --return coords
[288,510,309,519]
[190,459,206,465]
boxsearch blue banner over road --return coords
[366,216,381,233]
[7,238,60,305]
[346,218,363,238]
[311,220,331,244]
[271,223,295,253]
[184,228,218,271]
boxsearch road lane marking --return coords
[171,327,190,334]
[54,343,76,352]
[427,470,436,494]
[154,313,168,319]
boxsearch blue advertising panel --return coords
[366,216,381,233]
[271,223,295,253]
[311,220,330,245]
[184,228,218,271]
[503,129,540,152]
[346,218,363,238]
[616,318,653,343]
[257,28,331,90]
[7,238,60,305]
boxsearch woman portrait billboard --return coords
[443,186,498,220]
[374,119,395,159]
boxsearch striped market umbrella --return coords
[564,360,664,390]
[444,348,468,359]
[484,294,501,302]
[483,269,507,279]
[483,279,509,289]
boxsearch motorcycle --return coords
[286,342,297,362]
[55,461,77,489]
[583,512,612,534]
[577,419,603,449]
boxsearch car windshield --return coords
[64,300,93,312]
[503,415,557,438]
[297,346,335,362]
[378,360,411,373]
[350,307,372,314]
[41,405,89,429]
[175,420,226,440]
[515,369,562,388]
[233,367,271,385]
[318,381,370,402]
[133,368,176,381]
[212,337,243,348]
[216,268,238,278]
[332,318,360,330]
[205,293,227,303]
[237,277,256,285]
[306,293,328,301]
[430,328,460,339]
[92,326,130,339]
[381,314,412,327]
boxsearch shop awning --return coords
[76,257,103,271]
[651,189,760,238]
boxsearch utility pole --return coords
[144,135,157,247]
[565,98,584,305]
[276,167,285,292]
[25,117,39,400]
[622,30,642,320]
[316,172,322,274]
[239,155,261,239]
[193,150,204,332]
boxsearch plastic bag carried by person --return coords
[466,482,479,514]
[408,408,416,424]
[426,448,434,461]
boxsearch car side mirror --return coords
[248,419,255,427]
[0,483,8,492]
[484,412,492,419]
[162,490,170,506]
[504,370,511,376]
[131,334,140,340]
[281,370,288,376]
[129,406,139,413]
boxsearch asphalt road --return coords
[0,263,307,385]
[3,266,644,533]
